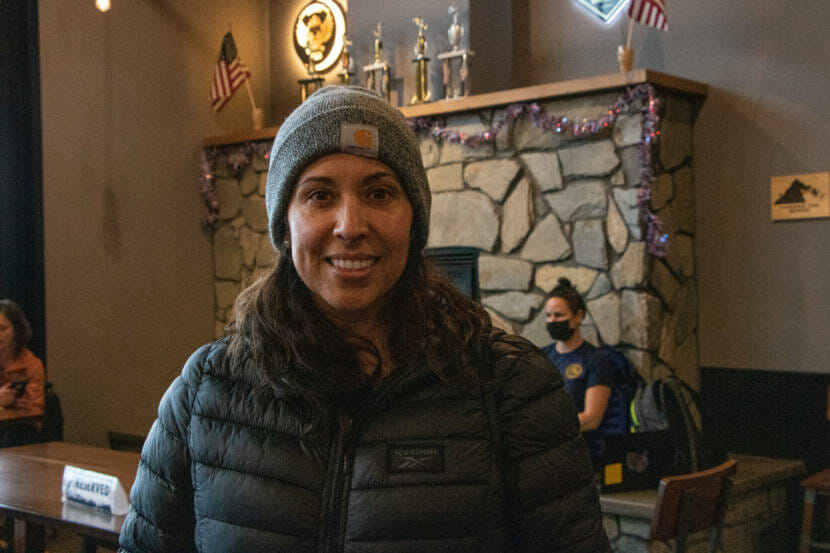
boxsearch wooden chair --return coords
[650,459,738,553]
[107,430,145,453]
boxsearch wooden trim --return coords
[399,69,707,119]
[203,126,280,148]
[201,70,707,148]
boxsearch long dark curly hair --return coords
[226,241,491,427]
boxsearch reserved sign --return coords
[61,465,128,515]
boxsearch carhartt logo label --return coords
[388,443,444,473]
[353,129,372,147]
[340,123,379,158]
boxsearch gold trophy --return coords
[338,36,355,85]
[437,4,473,99]
[362,22,391,101]
[410,17,432,104]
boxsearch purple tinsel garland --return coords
[199,141,271,228]
[407,83,668,256]
[198,85,666,256]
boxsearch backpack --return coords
[629,376,725,474]
[597,345,645,435]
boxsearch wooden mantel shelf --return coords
[203,69,707,148]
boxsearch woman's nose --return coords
[334,196,369,240]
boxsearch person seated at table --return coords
[0,299,46,447]
[541,278,624,457]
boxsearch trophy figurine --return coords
[437,3,473,99]
[447,3,463,50]
[363,22,391,101]
[373,22,383,64]
[410,17,431,104]
[338,36,355,85]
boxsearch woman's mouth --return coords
[328,257,377,270]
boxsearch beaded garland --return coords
[407,83,668,256]
[198,84,667,255]
[199,141,271,227]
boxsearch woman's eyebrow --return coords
[297,175,336,186]
[362,171,398,183]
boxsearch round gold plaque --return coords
[293,0,346,73]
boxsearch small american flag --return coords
[627,0,668,31]
[210,32,250,112]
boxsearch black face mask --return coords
[546,320,575,341]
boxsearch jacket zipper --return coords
[322,409,352,553]
[320,367,416,552]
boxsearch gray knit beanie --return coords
[265,86,430,251]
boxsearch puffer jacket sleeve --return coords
[118,343,212,553]
[491,334,611,553]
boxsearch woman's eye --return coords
[308,190,332,202]
[368,188,391,201]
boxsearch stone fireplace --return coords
[204,70,706,391]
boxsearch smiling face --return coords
[286,153,414,325]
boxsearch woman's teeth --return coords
[331,258,375,270]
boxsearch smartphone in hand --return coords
[9,380,28,398]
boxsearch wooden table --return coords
[0,441,139,553]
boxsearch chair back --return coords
[40,382,64,442]
[650,459,738,550]
[108,430,146,452]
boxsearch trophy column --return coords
[363,22,391,101]
[437,4,473,100]
[298,48,324,102]
[410,17,431,105]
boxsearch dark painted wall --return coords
[511,0,830,374]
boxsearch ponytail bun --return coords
[552,277,575,293]
[548,277,585,315]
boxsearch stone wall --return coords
[419,88,699,387]
[208,86,700,388]
[209,152,276,338]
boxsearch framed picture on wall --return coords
[770,171,830,221]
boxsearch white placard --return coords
[61,465,128,515]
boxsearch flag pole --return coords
[243,76,257,113]
[227,22,259,115]
[625,17,635,50]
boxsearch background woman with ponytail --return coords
[542,278,621,458]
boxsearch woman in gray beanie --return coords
[119,86,610,553]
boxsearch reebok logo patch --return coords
[388,443,445,473]
[340,123,379,158]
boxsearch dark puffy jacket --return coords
[118,333,610,553]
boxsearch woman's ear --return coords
[574,308,586,326]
